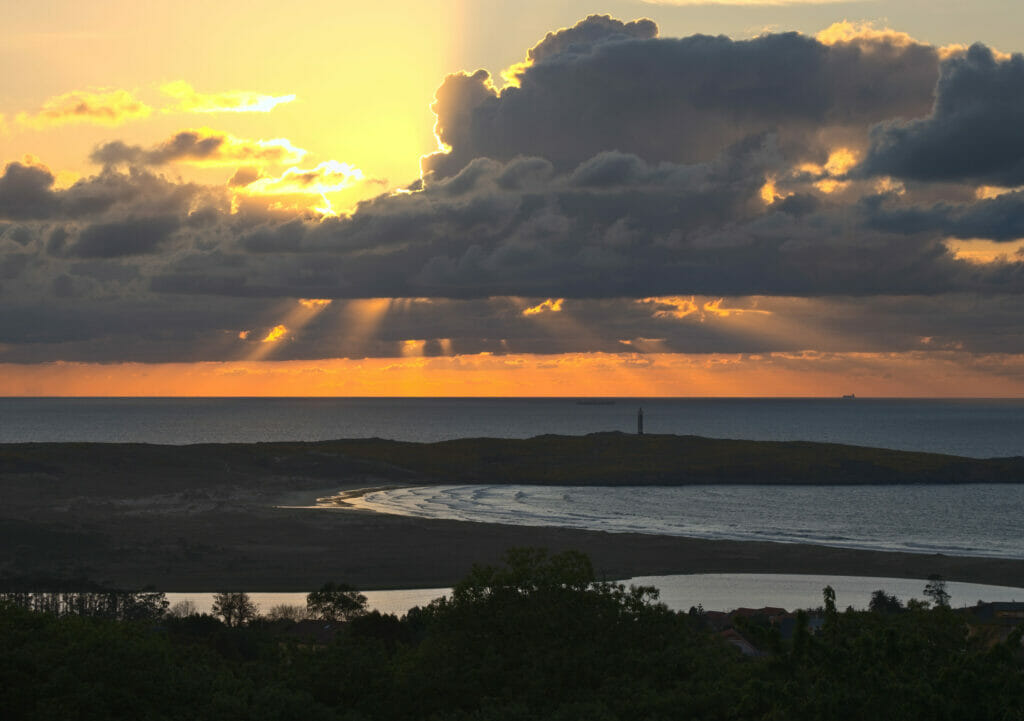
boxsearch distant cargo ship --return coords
[842,393,856,399]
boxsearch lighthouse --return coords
[637,407,644,435]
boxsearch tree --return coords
[923,575,951,608]
[266,604,308,621]
[168,599,197,618]
[306,583,368,622]
[452,547,594,604]
[868,590,903,614]
[212,592,257,627]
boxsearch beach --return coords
[5,478,1024,592]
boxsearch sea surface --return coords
[349,484,1024,559]
[4,397,1024,457]
[4,397,1022,569]
[165,574,1023,616]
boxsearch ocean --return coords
[4,397,1022,577]
[349,483,1024,559]
[3,397,1024,457]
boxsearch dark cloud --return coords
[91,133,225,166]
[862,45,1024,185]
[229,167,262,187]
[4,292,1024,363]
[110,146,1021,302]
[0,252,30,279]
[864,190,1024,241]
[90,130,302,168]
[523,14,657,65]
[68,216,181,258]
[0,162,59,220]
[5,18,1024,366]
[0,163,211,222]
[423,15,938,178]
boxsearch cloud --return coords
[502,15,657,85]
[863,190,1024,242]
[160,80,296,113]
[15,89,152,129]
[90,129,307,167]
[261,324,289,342]
[0,159,216,223]
[0,161,60,219]
[6,18,1024,369]
[423,14,938,179]
[861,45,1024,185]
[523,298,563,315]
[234,161,365,197]
[815,21,918,48]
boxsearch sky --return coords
[3,0,1024,396]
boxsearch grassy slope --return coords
[3,432,1023,492]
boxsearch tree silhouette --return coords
[306,583,368,622]
[868,590,903,613]
[212,592,257,627]
[923,575,951,608]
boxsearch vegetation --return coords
[306,582,368,622]
[4,432,1024,496]
[1,549,1021,720]
[212,591,258,627]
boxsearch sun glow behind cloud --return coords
[243,299,333,360]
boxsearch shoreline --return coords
[287,483,1024,565]
[4,438,1024,593]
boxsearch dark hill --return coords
[3,433,1023,494]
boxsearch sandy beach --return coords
[3,440,1022,592]
[4,478,1024,592]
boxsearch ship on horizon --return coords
[841,393,856,399]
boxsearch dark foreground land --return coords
[3,433,1024,590]
[2,550,1023,721]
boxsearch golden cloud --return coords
[234,161,365,197]
[522,298,564,316]
[16,88,152,129]
[815,21,918,48]
[641,296,771,320]
[160,81,296,114]
[641,296,700,319]
[261,325,289,343]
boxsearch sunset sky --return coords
[4,0,1024,396]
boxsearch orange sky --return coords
[5,352,1024,397]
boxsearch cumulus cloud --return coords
[160,80,296,113]
[0,161,60,219]
[863,190,1024,242]
[861,45,1024,185]
[5,17,1024,366]
[15,89,152,129]
[90,129,307,167]
[423,14,938,178]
